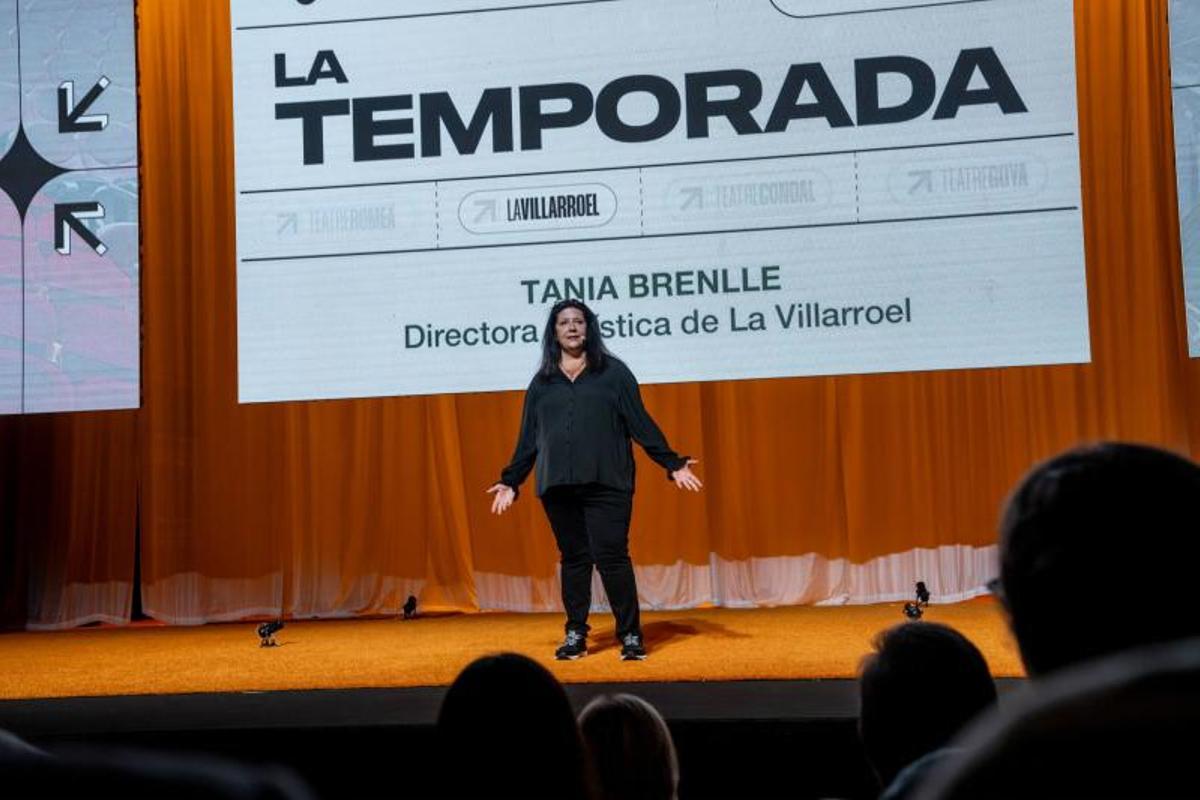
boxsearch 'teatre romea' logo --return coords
[273,48,1027,166]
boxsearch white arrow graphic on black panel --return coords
[58,77,111,133]
[55,203,108,256]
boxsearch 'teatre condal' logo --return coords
[272,48,1027,166]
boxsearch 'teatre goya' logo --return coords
[273,48,1027,166]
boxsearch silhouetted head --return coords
[0,744,313,800]
[579,693,679,800]
[998,442,1200,675]
[538,299,612,380]
[859,622,997,789]
[437,653,592,799]
[914,637,1200,800]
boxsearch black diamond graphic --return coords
[0,125,68,220]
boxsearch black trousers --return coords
[540,483,640,639]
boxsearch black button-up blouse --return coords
[499,358,688,496]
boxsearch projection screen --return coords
[1171,0,1200,356]
[231,0,1089,402]
[0,0,139,414]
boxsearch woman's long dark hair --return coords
[437,653,595,799]
[537,299,613,380]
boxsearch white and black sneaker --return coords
[555,630,588,660]
[620,632,647,661]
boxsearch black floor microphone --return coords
[257,619,284,647]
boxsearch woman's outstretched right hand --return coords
[487,483,516,515]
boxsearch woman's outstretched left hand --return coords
[671,459,703,491]
[487,483,516,514]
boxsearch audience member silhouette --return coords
[858,622,996,799]
[579,693,679,800]
[915,636,1200,800]
[0,730,45,762]
[912,442,1200,799]
[996,442,1200,675]
[435,653,594,799]
[0,743,313,799]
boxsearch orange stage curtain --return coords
[3,0,1198,628]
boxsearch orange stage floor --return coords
[0,599,1023,701]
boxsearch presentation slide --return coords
[231,0,1089,403]
[0,0,139,414]
[1171,0,1200,357]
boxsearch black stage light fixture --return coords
[916,581,930,604]
[903,581,930,620]
[257,619,285,647]
[402,595,418,620]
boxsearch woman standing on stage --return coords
[487,299,703,661]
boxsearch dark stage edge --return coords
[0,678,1024,735]
[0,679,1025,800]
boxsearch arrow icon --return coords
[474,199,497,224]
[908,170,934,195]
[55,202,107,256]
[680,186,704,211]
[277,212,299,236]
[58,76,111,133]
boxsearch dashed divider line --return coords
[853,152,861,222]
[638,168,644,235]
